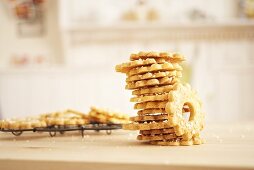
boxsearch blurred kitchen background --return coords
[0,0,254,123]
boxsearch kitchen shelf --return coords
[66,20,254,44]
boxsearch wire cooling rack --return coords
[0,123,122,137]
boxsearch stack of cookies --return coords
[115,51,205,146]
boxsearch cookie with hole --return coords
[165,83,205,140]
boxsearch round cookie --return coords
[137,109,166,116]
[116,58,168,73]
[137,133,178,141]
[134,101,168,110]
[126,70,182,82]
[130,51,185,62]
[130,93,171,103]
[123,121,172,131]
[126,77,178,90]
[140,128,174,135]
[132,84,175,96]
[165,83,205,140]
[127,63,182,77]
[130,114,168,122]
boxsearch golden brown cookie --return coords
[123,121,172,130]
[130,51,185,62]
[0,120,7,129]
[130,93,171,103]
[126,70,182,82]
[126,77,178,90]
[137,133,178,141]
[132,85,175,96]
[46,116,89,126]
[20,119,47,129]
[134,101,168,110]
[1,119,15,129]
[64,109,88,118]
[130,114,168,122]
[88,106,130,124]
[150,139,181,146]
[160,52,185,62]
[135,106,188,115]
[130,52,160,61]
[4,118,48,130]
[41,110,90,126]
[127,63,182,77]
[115,58,168,73]
[140,128,174,135]
[192,135,205,145]
[137,109,166,115]
[149,136,203,146]
[0,120,3,129]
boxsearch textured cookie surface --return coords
[140,128,174,135]
[137,133,178,141]
[116,58,168,73]
[88,106,130,124]
[130,51,185,62]
[130,114,168,122]
[126,71,182,82]
[130,93,171,103]
[166,83,205,140]
[132,85,175,96]
[123,121,172,130]
[137,109,166,116]
[126,77,178,90]
[134,101,168,110]
[127,63,182,77]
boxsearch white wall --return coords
[0,68,134,119]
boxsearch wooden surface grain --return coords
[0,123,254,170]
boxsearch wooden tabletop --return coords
[0,123,254,170]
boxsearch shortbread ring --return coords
[165,83,204,140]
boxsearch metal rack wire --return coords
[0,123,122,137]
